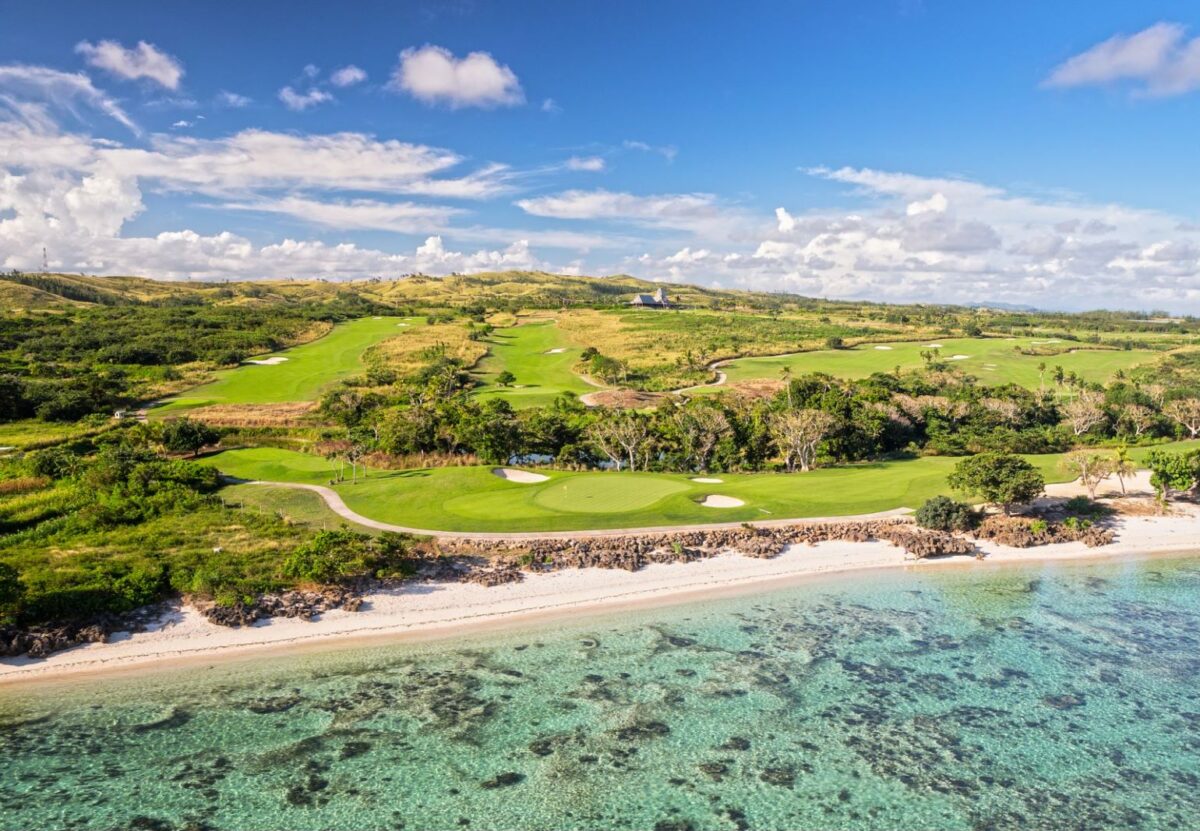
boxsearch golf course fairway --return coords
[472,321,595,408]
[154,316,417,414]
[207,442,1197,534]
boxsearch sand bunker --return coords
[244,357,288,366]
[545,348,567,354]
[948,355,971,361]
[700,494,745,508]
[691,477,723,483]
[1032,339,1061,345]
[874,345,894,351]
[492,468,550,484]
[0,446,13,453]
[924,343,944,348]
[396,323,409,327]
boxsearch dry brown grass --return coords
[723,379,786,400]
[184,402,321,427]
[0,476,50,495]
[367,322,488,377]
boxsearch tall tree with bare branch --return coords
[587,410,651,471]
[1061,391,1106,437]
[770,409,836,472]
[1120,403,1154,438]
[1061,451,1114,500]
[1164,398,1200,439]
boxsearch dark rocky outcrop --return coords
[974,516,1115,548]
[436,518,982,569]
[0,605,166,659]
[200,587,363,627]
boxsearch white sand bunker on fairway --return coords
[691,477,723,483]
[396,323,409,327]
[700,494,745,508]
[545,348,567,354]
[924,343,944,348]
[874,345,893,350]
[1032,339,1061,345]
[492,468,550,484]
[948,354,971,361]
[244,357,288,366]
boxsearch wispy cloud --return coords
[1044,22,1200,97]
[330,65,368,87]
[278,85,333,111]
[565,155,605,172]
[0,64,138,133]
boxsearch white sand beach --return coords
[4,504,1197,686]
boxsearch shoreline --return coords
[3,507,1198,689]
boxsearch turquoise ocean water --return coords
[3,555,1200,830]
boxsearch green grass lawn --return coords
[205,442,1197,534]
[472,321,595,409]
[153,316,417,415]
[706,336,1160,392]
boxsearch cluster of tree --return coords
[317,355,1200,478]
[1144,448,1200,508]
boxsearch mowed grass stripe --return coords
[155,316,419,413]
[472,321,594,409]
[707,336,1159,391]
[205,442,1197,533]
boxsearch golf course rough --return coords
[155,316,419,414]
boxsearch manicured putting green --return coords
[204,442,1199,533]
[155,316,417,414]
[473,321,594,409]
[532,476,690,513]
[707,336,1159,392]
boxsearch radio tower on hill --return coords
[42,246,48,273]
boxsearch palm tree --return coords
[779,366,793,408]
[1112,445,1136,495]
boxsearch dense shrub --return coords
[282,530,412,584]
[914,496,979,532]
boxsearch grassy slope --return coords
[154,316,415,414]
[472,321,594,409]
[712,336,1159,391]
[205,442,1198,533]
[221,483,382,536]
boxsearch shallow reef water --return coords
[4,555,1200,830]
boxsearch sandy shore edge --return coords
[3,507,1198,688]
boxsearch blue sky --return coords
[2,1,1200,310]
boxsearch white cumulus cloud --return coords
[390,45,523,109]
[75,39,184,89]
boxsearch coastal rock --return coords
[436,517,987,570]
[200,587,364,628]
